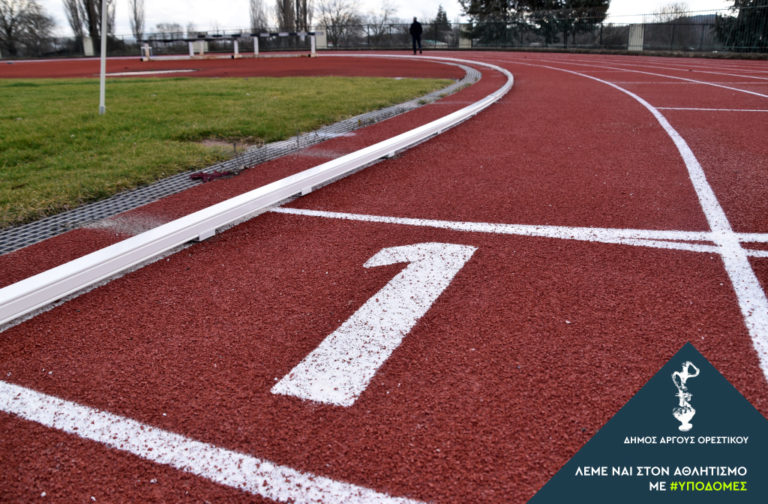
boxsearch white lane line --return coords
[512,53,768,75]
[511,54,768,75]
[271,207,720,252]
[601,76,768,377]
[606,67,768,98]
[614,63,768,82]
[536,57,768,82]
[644,70,768,82]
[741,233,768,243]
[271,208,768,258]
[0,380,424,504]
[608,81,767,86]
[518,59,768,99]
[657,107,768,112]
[272,243,476,407]
[450,57,768,381]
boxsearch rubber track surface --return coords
[1,52,767,503]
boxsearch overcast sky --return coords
[38,0,735,37]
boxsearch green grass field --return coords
[0,76,451,229]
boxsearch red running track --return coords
[1,52,767,503]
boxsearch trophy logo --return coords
[672,361,700,432]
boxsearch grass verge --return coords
[0,76,451,229]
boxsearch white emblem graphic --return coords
[672,361,700,432]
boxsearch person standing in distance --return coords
[410,17,423,55]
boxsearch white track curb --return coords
[0,56,513,328]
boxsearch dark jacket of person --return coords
[409,20,423,38]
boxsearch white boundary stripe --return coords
[270,207,768,257]
[0,56,513,328]
[657,107,768,112]
[0,380,423,504]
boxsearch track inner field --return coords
[2,52,767,503]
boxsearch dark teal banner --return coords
[530,343,768,503]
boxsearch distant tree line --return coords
[715,1,767,51]
[2,0,767,57]
[273,0,313,32]
[459,0,767,51]
[63,0,115,40]
[311,1,460,47]
[458,0,610,46]
[0,0,54,56]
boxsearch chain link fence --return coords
[2,7,765,59]
[313,6,765,54]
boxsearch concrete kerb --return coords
[0,62,479,256]
[0,55,513,329]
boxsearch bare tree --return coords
[154,22,184,39]
[61,0,115,39]
[250,0,269,32]
[19,1,53,53]
[316,0,361,46]
[129,0,144,42]
[274,1,312,31]
[1,0,54,56]
[83,0,98,38]
[275,0,295,30]
[295,0,312,31]
[105,0,115,34]
[653,2,690,23]
[365,1,397,40]
[63,0,82,38]
[0,0,26,56]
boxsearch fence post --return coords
[670,23,676,50]
[82,36,94,56]
[458,24,471,49]
[315,30,327,50]
[628,24,644,51]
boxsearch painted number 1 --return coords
[271,242,477,407]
